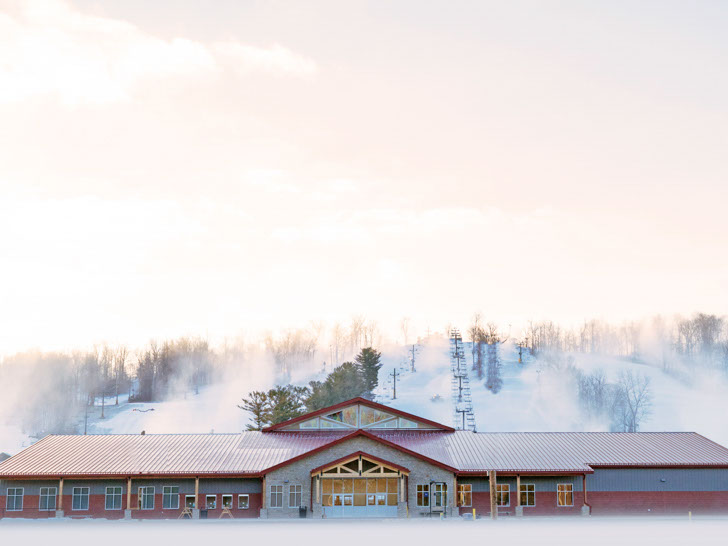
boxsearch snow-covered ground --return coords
[3,337,728,456]
[0,517,726,545]
[378,338,728,447]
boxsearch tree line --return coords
[519,313,728,371]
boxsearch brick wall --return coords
[0,478,262,520]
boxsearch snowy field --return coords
[0,517,726,546]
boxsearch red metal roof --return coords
[1,430,727,479]
[370,431,728,473]
[0,432,348,479]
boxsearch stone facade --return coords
[260,436,456,519]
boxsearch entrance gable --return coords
[311,451,410,477]
[264,397,453,432]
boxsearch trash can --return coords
[200,509,208,519]
[299,506,307,518]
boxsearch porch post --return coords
[515,474,523,517]
[124,477,132,520]
[488,470,498,520]
[193,476,200,519]
[56,477,64,518]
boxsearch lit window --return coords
[39,487,57,511]
[496,484,510,507]
[270,485,284,508]
[416,484,429,507]
[6,488,23,511]
[519,484,535,507]
[138,486,155,510]
[105,486,123,510]
[289,484,302,508]
[557,484,573,507]
[206,495,217,509]
[72,487,90,511]
[163,486,179,509]
[222,495,233,509]
[238,494,249,509]
[457,484,472,507]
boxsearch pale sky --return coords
[1,0,727,355]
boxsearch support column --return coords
[488,470,498,520]
[56,478,64,518]
[454,475,458,509]
[515,474,523,517]
[124,477,132,519]
[193,477,200,519]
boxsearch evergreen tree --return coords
[326,362,368,403]
[266,385,308,425]
[237,391,270,430]
[355,347,382,398]
[305,380,331,412]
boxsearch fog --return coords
[0,517,726,545]
[1,312,728,455]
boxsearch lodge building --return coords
[1,397,728,520]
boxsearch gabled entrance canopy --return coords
[263,397,454,432]
[311,451,410,477]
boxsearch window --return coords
[432,483,447,508]
[519,484,535,507]
[289,484,302,508]
[6,488,23,511]
[138,486,155,510]
[496,484,510,507]
[222,495,233,509]
[557,484,573,507]
[206,495,217,509]
[238,494,249,509]
[416,484,429,507]
[72,487,89,511]
[270,485,283,508]
[161,486,179,509]
[105,486,122,510]
[39,487,57,511]
[185,495,196,509]
[457,484,472,507]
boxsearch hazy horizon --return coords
[2,0,727,355]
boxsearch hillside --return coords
[379,338,728,446]
[3,338,727,455]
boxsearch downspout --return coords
[582,474,592,514]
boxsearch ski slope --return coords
[378,337,728,447]
[3,338,728,456]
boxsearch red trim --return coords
[310,450,410,475]
[457,470,594,476]
[262,397,454,432]
[588,464,728,469]
[0,473,262,480]
[260,429,458,474]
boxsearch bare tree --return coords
[400,317,411,346]
[611,371,652,432]
[113,345,128,405]
[349,315,366,353]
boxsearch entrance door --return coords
[323,478,397,518]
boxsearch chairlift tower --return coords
[449,328,476,431]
